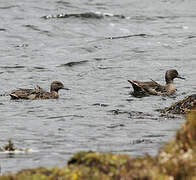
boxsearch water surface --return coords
[0,0,196,173]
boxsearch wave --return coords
[42,12,129,20]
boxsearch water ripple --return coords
[59,60,88,67]
[0,66,25,69]
[42,12,128,19]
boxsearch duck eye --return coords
[57,83,62,86]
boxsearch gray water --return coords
[0,0,196,174]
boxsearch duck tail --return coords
[128,80,143,92]
[9,93,19,99]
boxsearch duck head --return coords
[165,69,185,84]
[50,81,69,92]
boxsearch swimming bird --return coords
[128,69,185,96]
[10,81,68,100]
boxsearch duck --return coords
[10,81,68,100]
[164,94,196,114]
[128,69,185,96]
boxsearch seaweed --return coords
[163,94,196,114]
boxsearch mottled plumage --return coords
[10,81,67,100]
[128,69,185,96]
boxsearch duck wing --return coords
[128,80,159,93]
[35,91,51,99]
[141,79,169,95]
[128,79,169,95]
[10,88,36,99]
[149,79,167,92]
[35,85,45,92]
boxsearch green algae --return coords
[1,109,196,180]
[157,109,196,179]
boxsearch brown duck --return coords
[128,69,185,96]
[10,81,68,100]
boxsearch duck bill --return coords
[177,75,185,80]
[62,87,70,90]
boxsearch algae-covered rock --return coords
[0,109,196,180]
[164,94,196,114]
[157,108,196,179]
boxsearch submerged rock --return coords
[0,140,30,153]
[0,139,16,152]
